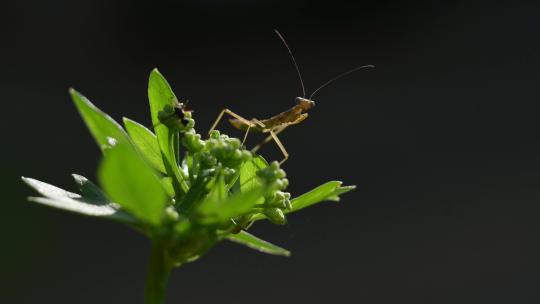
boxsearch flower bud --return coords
[209,130,220,139]
[283,192,291,200]
[276,169,286,179]
[164,206,180,222]
[264,208,287,225]
[267,198,287,209]
[280,178,289,189]
[183,132,205,153]
[271,180,284,190]
[241,150,252,161]
[199,152,217,168]
[223,167,236,178]
[232,149,243,160]
[284,199,292,210]
[185,118,195,129]
[274,191,286,201]
[270,161,280,170]
[228,138,241,149]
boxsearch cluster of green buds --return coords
[182,130,252,185]
[180,126,292,233]
[257,162,292,225]
[155,112,260,262]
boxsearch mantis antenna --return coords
[274,29,307,98]
[309,64,375,99]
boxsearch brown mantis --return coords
[209,30,374,164]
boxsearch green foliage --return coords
[98,142,167,226]
[226,230,290,256]
[22,69,355,304]
[123,117,166,173]
[147,69,187,198]
[70,89,131,153]
[21,176,137,224]
[287,181,356,213]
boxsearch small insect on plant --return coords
[209,30,374,164]
[156,101,193,131]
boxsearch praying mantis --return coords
[209,30,374,164]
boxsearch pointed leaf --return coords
[21,177,136,224]
[195,174,227,217]
[72,174,110,205]
[98,143,167,225]
[286,181,356,213]
[160,177,175,198]
[123,117,166,173]
[147,69,186,195]
[226,230,290,256]
[22,176,79,199]
[70,89,130,153]
[28,197,123,219]
[251,181,356,221]
[238,155,268,193]
[177,174,209,215]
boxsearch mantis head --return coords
[295,97,316,111]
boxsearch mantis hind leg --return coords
[251,119,289,165]
[252,113,308,164]
[252,125,288,153]
[208,108,253,144]
[268,130,289,165]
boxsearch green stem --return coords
[144,242,172,304]
[167,132,189,195]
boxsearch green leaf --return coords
[70,89,130,153]
[148,69,178,165]
[98,143,167,226]
[21,177,136,224]
[207,174,227,205]
[239,155,268,193]
[226,230,291,256]
[286,181,355,213]
[123,117,166,173]
[177,174,209,215]
[195,174,226,218]
[22,176,79,199]
[197,186,263,224]
[72,174,110,205]
[160,177,175,198]
[147,69,186,195]
[251,181,356,221]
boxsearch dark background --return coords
[2,1,540,303]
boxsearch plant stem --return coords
[144,241,172,304]
[167,132,189,196]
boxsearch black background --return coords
[2,1,540,303]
